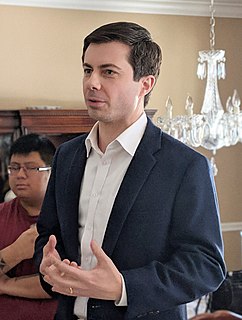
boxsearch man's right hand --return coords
[40,235,61,276]
[13,225,39,261]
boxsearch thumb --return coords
[43,235,57,256]
[90,240,107,264]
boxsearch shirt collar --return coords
[85,122,99,157]
[85,113,147,157]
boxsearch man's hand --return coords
[43,240,122,301]
[0,225,38,273]
[13,224,38,261]
[40,235,61,276]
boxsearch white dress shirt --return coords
[74,112,147,319]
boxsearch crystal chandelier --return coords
[157,0,242,175]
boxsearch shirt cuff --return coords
[115,273,127,306]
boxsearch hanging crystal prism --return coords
[198,50,226,150]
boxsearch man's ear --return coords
[141,75,156,96]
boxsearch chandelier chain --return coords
[210,0,215,50]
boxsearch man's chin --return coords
[87,109,113,123]
[14,191,30,199]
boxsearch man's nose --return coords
[86,72,101,91]
[16,167,27,177]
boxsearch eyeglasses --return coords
[8,165,51,176]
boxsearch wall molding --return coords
[1,0,242,18]
[221,222,242,232]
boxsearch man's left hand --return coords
[43,240,122,301]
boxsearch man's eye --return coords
[83,68,92,75]
[11,167,19,171]
[105,70,114,75]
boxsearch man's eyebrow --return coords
[99,63,122,70]
[83,63,121,70]
[10,161,40,166]
[83,63,92,68]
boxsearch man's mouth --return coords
[87,97,106,106]
[16,184,28,189]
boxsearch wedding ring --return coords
[69,287,73,294]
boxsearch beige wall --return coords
[0,5,241,269]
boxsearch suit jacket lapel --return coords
[102,120,162,256]
[62,138,87,262]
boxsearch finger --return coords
[43,264,58,285]
[48,235,57,251]
[51,283,77,296]
[45,259,65,279]
[54,259,78,275]
[63,259,71,265]
[70,261,79,268]
[45,260,81,289]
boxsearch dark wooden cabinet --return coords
[0,110,20,135]
[0,110,21,201]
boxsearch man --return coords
[35,22,226,320]
[0,133,57,319]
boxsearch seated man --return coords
[190,310,242,319]
[0,133,58,320]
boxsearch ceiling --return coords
[0,0,242,18]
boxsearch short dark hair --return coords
[82,21,162,107]
[9,134,56,166]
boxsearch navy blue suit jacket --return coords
[35,118,225,320]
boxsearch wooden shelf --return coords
[20,109,96,134]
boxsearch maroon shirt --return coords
[0,197,57,320]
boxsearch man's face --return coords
[82,41,151,129]
[8,151,50,203]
